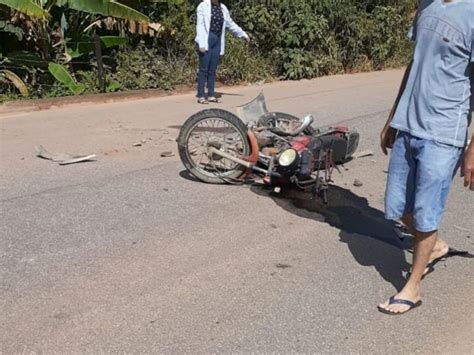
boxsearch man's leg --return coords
[380,136,462,314]
[378,229,437,313]
[401,214,449,271]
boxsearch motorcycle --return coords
[176,92,360,203]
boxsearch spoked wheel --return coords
[258,112,317,136]
[177,109,251,184]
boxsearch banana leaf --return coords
[0,69,29,96]
[68,36,127,58]
[100,36,127,47]
[56,0,149,22]
[0,0,48,18]
[5,51,47,68]
[48,63,84,95]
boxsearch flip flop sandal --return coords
[405,248,469,280]
[197,98,209,104]
[378,296,422,315]
[207,97,221,103]
[393,223,413,240]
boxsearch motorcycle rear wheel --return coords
[258,112,318,136]
[177,109,251,184]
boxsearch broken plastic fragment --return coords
[36,145,96,165]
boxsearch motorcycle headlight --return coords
[278,149,298,168]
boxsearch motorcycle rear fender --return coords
[240,129,260,179]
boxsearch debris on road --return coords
[353,149,374,159]
[36,145,96,165]
[251,80,265,86]
[133,138,153,147]
[353,179,363,187]
[276,263,291,269]
[160,151,174,157]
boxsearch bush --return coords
[235,0,341,80]
[218,37,273,84]
[239,0,415,76]
[108,44,193,91]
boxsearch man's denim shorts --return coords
[385,131,463,232]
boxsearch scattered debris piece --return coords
[454,225,470,233]
[168,138,176,142]
[383,169,389,174]
[371,159,377,163]
[163,188,169,192]
[274,187,281,193]
[353,179,363,187]
[353,149,374,159]
[270,224,278,229]
[36,145,96,165]
[132,142,142,147]
[252,80,265,86]
[160,151,174,157]
[276,263,291,269]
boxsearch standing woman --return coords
[195,0,249,104]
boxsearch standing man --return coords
[379,0,473,315]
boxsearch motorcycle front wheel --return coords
[177,109,251,184]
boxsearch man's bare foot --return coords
[378,286,421,315]
[429,239,449,263]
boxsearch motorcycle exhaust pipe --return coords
[207,147,268,174]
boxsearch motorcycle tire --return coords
[177,109,251,184]
[258,112,318,136]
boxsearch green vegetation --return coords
[0,0,416,101]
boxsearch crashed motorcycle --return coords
[176,93,359,203]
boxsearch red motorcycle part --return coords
[335,125,349,133]
[262,147,280,157]
[240,130,260,179]
[291,135,312,152]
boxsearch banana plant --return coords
[1,0,152,94]
[0,0,150,22]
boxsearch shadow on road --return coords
[215,91,245,98]
[249,184,410,291]
[179,170,201,182]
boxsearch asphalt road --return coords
[1,70,473,354]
